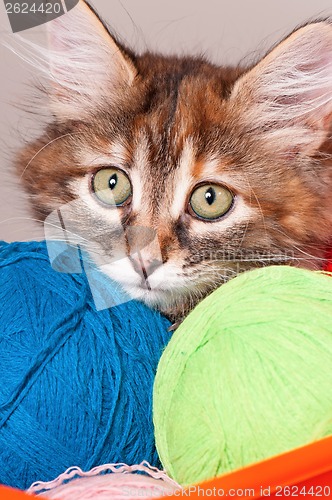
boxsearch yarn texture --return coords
[0,241,171,490]
[153,266,332,486]
[27,462,181,499]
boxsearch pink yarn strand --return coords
[27,462,181,499]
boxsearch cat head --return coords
[16,1,332,319]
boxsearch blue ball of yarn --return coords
[0,241,171,490]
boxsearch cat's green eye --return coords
[189,183,234,220]
[92,168,132,206]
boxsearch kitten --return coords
[15,1,332,322]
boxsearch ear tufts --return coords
[6,0,137,121]
[46,0,137,120]
[231,20,332,152]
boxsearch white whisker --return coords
[20,132,80,180]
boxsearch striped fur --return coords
[15,1,332,320]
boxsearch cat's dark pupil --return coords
[205,187,215,206]
[109,173,118,190]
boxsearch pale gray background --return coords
[0,0,331,242]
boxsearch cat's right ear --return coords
[230,20,332,155]
[44,0,137,121]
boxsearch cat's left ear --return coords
[45,0,137,121]
[230,20,332,154]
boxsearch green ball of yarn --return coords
[153,266,332,486]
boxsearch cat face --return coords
[16,1,332,320]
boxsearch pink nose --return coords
[129,253,163,278]
[125,226,163,279]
